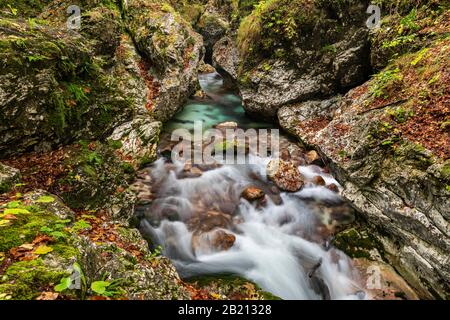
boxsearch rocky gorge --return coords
[0,0,449,300]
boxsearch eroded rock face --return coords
[278,73,450,299]
[266,159,304,192]
[212,36,240,86]
[212,1,370,119]
[126,1,204,122]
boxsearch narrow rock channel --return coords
[132,72,403,299]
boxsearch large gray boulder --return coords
[0,163,21,193]
[213,1,371,120]
[125,0,204,122]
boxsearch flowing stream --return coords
[136,73,366,300]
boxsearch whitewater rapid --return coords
[139,155,366,300]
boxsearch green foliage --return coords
[121,162,135,174]
[399,9,420,34]
[150,245,163,259]
[321,44,337,54]
[369,68,403,98]
[237,0,315,64]
[67,84,89,104]
[1,258,68,300]
[25,53,48,63]
[411,48,429,66]
[334,228,384,260]
[382,34,416,48]
[71,219,92,233]
[54,262,87,299]
[107,139,123,150]
[386,106,414,123]
[39,219,71,240]
[368,121,401,150]
[35,195,55,203]
[338,150,348,159]
[0,0,50,18]
[90,274,124,298]
[86,152,103,166]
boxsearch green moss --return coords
[393,141,434,169]
[0,258,69,300]
[0,208,59,252]
[334,228,384,260]
[441,162,450,179]
[369,68,403,99]
[0,0,52,18]
[58,142,133,210]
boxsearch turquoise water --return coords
[163,73,271,133]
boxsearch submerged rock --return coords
[241,186,265,201]
[266,159,304,192]
[311,176,326,187]
[192,229,236,254]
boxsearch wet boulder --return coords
[305,151,323,166]
[311,176,326,186]
[241,186,265,201]
[266,159,304,192]
[192,229,236,254]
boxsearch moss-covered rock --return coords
[212,0,371,119]
[370,1,449,70]
[334,228,384,260]
[0,17,135,157]
[53,142,135,218]
[0,189,192,300]
[0,0,52,18]
[124,0,204,122]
